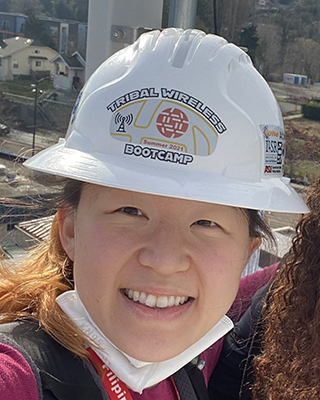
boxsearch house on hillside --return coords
[0,36,58,81]
[0,12,87,55]
[0,12,26,39]
[51,50,86,91]
[38,16,87,55]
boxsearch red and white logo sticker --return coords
[156,108,189,139]
[108,91,223,157]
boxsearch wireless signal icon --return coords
[115,112,133,132]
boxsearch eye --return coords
[193,219,217,227]
[119,207,144,217]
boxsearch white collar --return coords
[56,289,233,393]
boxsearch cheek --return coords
[73,223,133,288]
[199,240,248,276]
[75,222,115,261]
[73,225,111,286]
[198,242,248,302]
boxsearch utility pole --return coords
[86,0,164,80]
[32,81,38,156]
[31,77,49,156]
[213,0,218,35]
[168,0,198,29]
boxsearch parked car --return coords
[0,123,10,135]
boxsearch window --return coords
[50,26,58,37]
[13,59,19,69]
[2,21,10,31]
[0,58,2,67]
[34,49,40,54]
[35,61,42,67]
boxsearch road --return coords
[269,81,320,100]
[0,128,60,157]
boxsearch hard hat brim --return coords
[24,140,309,214]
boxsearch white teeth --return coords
[124,289,188,309]
[156,296,168,308]
[174,296,181,306]
[168,296,175,307]
[145,294,157,307]
[133,291,139,302]
[139,292,147,304]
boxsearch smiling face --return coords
[58,184,260,362]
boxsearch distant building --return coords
[0,36,58,80]
[1,215,54,260]
[0,12,26,38]
[0,12,87,55]
[51,50,86,91]
[283,73,308,86]
[36,15,87,55]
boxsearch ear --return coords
[244,237,262,267]
[57,206,76,261]
[250,237,262,256]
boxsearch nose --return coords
[137,222,191,275]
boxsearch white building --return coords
[51,50,86,91]
[0,36,58,81]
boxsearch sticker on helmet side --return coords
[262,125,285,175]
[107,88,227,159]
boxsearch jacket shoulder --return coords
[0,320,107,400]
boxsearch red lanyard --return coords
[88,347,181,400]
[88,347,134,400]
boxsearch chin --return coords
[123,341,189,362]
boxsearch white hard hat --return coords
[25,28,308,213]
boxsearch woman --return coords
[0,28,308,400]
[252,176,320,399]
[208,181,320,400]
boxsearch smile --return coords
[124,289,190,309]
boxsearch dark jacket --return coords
[208,282,271,400]
[0,320,209,400]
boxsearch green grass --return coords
[0,79,53,96]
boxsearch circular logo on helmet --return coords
[156,108,189,139]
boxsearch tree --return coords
[0,0,10,12]
[40,0,55,16]
[54,0,75,20]
[215,0,249,42]
[284,37,320,82]
[257,23,282,77]
[239,23,259,64]
[23,12,54,48]
[9,0,43,14]
[75,0,89,22]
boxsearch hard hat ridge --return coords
[169,29,206,68]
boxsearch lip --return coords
[120,289,195,321]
